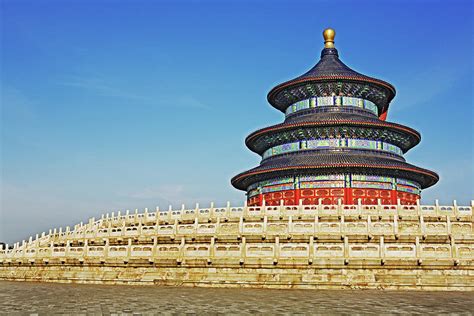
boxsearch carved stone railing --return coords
[1,200,472,267]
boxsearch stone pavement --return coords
[0,281,473,315]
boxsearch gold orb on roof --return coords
[323,28,336,48]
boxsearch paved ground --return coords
[0,281,473,315]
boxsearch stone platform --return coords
[1,201,473,290]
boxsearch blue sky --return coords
[1,0,473,243]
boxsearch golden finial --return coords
[323,28,336,48]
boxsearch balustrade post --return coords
[194,217,198,240]
[340,215,344,236]
[314,214,319,239]
[434,199,440,215]
[420,215,426,238]
[367,215,372,238]
[167,205,172,222]
[343,236,349,262]
[103,238,109,261]
[243,199,249,218]
[238,216,243,238]
[309,236,314,264]
[379,236,385,260]
[273,236,279,265]
[242,199,249,217]
[210,202,215,217]
[173,219,178,239]
[65,240,70,258]
[415,236,421,263]
[127,238,132,261]
[240,237,246,265]
[393,213,399,238]
[226,201,231,218]
[447,216,452,236]
[84,239,88,258]
[152,236,157,260]
[263,216,267,239]
[450,236,457,260]
[178,237,185,264]
[453,200,459,217]
[287,215,292,238]
[209,237,215,264]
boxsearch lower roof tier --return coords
[231,151,439,190]
[246,117,421,155]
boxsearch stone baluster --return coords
[453,200,459,217]
[367,215,372,239]
[447,215,452,236]
[210,202,215,218]
[308,236,314,264]
[84,239,88,258]
[193,217,198,240]
[340,215,345,237]
[243,199,249,218]
[209,237,215,265]
[126,238,132,262]
[343,236,349,265]
[262,216,267,240]
[434,199,440,216]
[240,237,246,265]
[226,201,231,218]
[167,205,172,222]
[393,214,399,239]
[314,214,319,239]
[379,236,385,264]
[151,236,157,262]
[287,215,292,239]
[178,237,185,264]
[238,216,243,239]
[172,219,178,240]
[420,215,426,239]
[273,236,279,265]
[415,236,422,265]
[103,239,109,261]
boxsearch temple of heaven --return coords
[231,28,439,206]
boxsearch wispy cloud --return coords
[57,74,210,109]
[1,86,37,121]
[390,63,468,114]
[58,75,153,101]
[129,184,186,204]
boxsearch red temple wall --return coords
[247,188,419,206]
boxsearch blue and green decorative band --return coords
[247,174,421,197]
[262,138,403,159]
[285,96,378,116]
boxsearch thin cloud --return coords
[57,74,210,109]
[390,64,467,114]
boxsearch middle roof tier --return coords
[246,110,420,155]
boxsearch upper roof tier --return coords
[267,28,396,120]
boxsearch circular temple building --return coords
[232,29,439,206]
